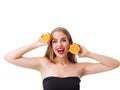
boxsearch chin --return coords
[56,54,67,58]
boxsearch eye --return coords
[62,39,66,42]
[52,40,57,43]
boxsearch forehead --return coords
[52,31,67,39]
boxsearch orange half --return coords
[69,44,80,54]
[41,33,51,43]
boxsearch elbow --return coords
[4,54,10,62]
[4,54,14,62]
[4,54,22,63]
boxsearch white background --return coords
[0,0,120,90]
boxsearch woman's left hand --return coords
[77,45,89,57]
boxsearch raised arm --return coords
[77,45,120,76]
[4,35,48,70]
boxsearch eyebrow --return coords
[52,37,67,40]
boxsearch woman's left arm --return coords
[77,45,120,75]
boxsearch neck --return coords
[53,56,70,65]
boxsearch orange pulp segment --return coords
[41,33,51,43]
[69,44,80,54]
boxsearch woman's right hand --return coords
[33,34,50,47]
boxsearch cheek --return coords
[64,42,70,49]
[52,43,56,47]
[52,43,56,51]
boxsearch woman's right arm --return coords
[4,35,48,70]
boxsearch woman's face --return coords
[52,31,70,57]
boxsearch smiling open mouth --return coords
[56,48,65,54]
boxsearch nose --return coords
[57,41,62,47]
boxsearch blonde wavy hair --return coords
[44,27,77,63]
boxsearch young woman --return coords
[4,27,119,90]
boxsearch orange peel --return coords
[41,33,51,43]
[69,44,80,54]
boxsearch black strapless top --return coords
[43,77,81,90]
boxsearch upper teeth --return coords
[57,49,63,50]
[57,48,64,52]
